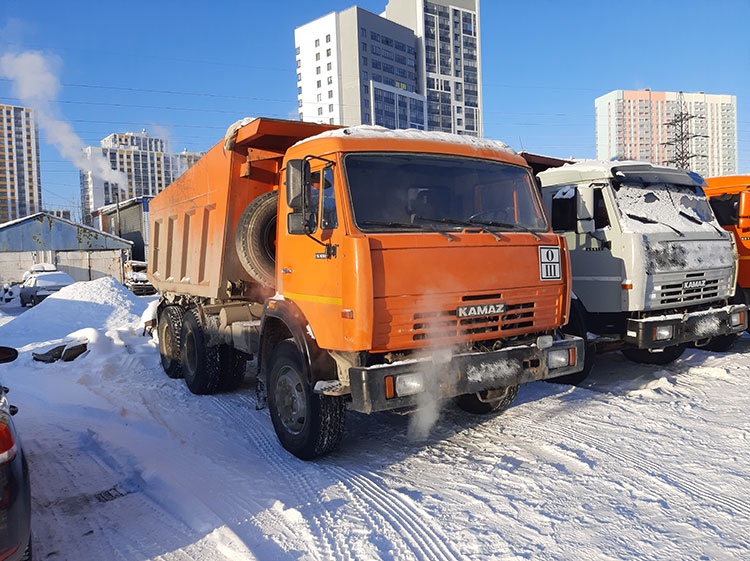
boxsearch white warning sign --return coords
[539,246,561,280]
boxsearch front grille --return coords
[658,277,720,305]
[412,298,536,341]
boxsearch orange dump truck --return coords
[705,175,750,310]
[148,117,583,459]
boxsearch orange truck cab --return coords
[705,175,750,309]
[148,118,584,459]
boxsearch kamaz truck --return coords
[536,161,747,382]
[704,175,750,316]
[148,117,583,458]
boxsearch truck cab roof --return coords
[537,160,705,189]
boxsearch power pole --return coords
[662,91,706,170]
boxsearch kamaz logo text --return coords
[683,279,706,290]
[457,303,506,318]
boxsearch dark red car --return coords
[0,346,31,561]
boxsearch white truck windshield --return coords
[615,182,718,234]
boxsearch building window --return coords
[329,104,334,112]
[361,42,367,52]
[317,93,322,102]
[318,107,323,116]
[316,66,321,74]
[326,48,331,57]
[326,34,331,43]
[315,39,320,47]
[327,76,333,85]
[297,73,301,82]
[360,27,366,37]
[328,90,333,99]
[362,56,368,66]
[317,80,321,88]
[316,52,320,61]
[296,46,300,55]
[327,62,332,71]
[361,71,368,80]
[296,59,301,68]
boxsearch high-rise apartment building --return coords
[295,0,481,136]
[79,130,202,225]
[595,90,738,177]
[386,0,482,136]
[0,104,42,223]
[295,7,426,130]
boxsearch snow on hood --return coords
[0,276,152,349]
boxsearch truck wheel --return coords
[268,340,345,459]
[700,334,741,353]
[218,345,247,391]
[158,305,185,378]
[236,191,278,289]
[455,385,519,415]
[549,299,594,385]
[622,343,687,365]
[180,309,221,395]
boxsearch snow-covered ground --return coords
[0,277,748,560]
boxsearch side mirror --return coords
[576,187,595,234]
[739,191,750,231]
[286,159,310,212]
[285,159,316,235]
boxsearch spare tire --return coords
[236,191,278,289]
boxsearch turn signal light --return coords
[0,422,17,464]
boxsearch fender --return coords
[257,297,336,405]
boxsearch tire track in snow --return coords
[209,393,353,561]
[497,380,750,523]
[324,464,462,561]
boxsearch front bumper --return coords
[625,303,748,349]
[347,335,584,414]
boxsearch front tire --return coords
[268,340,345,459]
[455,385,519,415]
[180,309,221,395]
[549,299,594,385]
[622,343,687,365]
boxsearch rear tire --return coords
[622,343,687,365]
[235,191,278,289]
[268,340,345,459]
[455,385,519,415]
[180,309,221,395]
[158,305,184,378]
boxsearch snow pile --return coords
[0,276,150,349]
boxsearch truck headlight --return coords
[653,325,674,341]
[395,373,425,397]
[547,348,572,369]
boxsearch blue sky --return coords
[1,0,748,218]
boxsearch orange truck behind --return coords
[148,117,584,459]
[705,175,750,309]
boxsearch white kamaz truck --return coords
[536,160,747,382]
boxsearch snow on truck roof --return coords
[222,117,518,156]
[537,159,700,187]
[294,124,518,155]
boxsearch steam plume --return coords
[0,51,127,187]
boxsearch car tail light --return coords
[0,421,17,464]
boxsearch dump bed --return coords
[148,118,338,300]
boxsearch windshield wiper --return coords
[361,220,456,241]
[467,218,543,240]
[679,210,726,237]
[626,212,683,237]
[414,216,506,241]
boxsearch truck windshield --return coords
[344,153,548,233]
[614,182,718,234]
